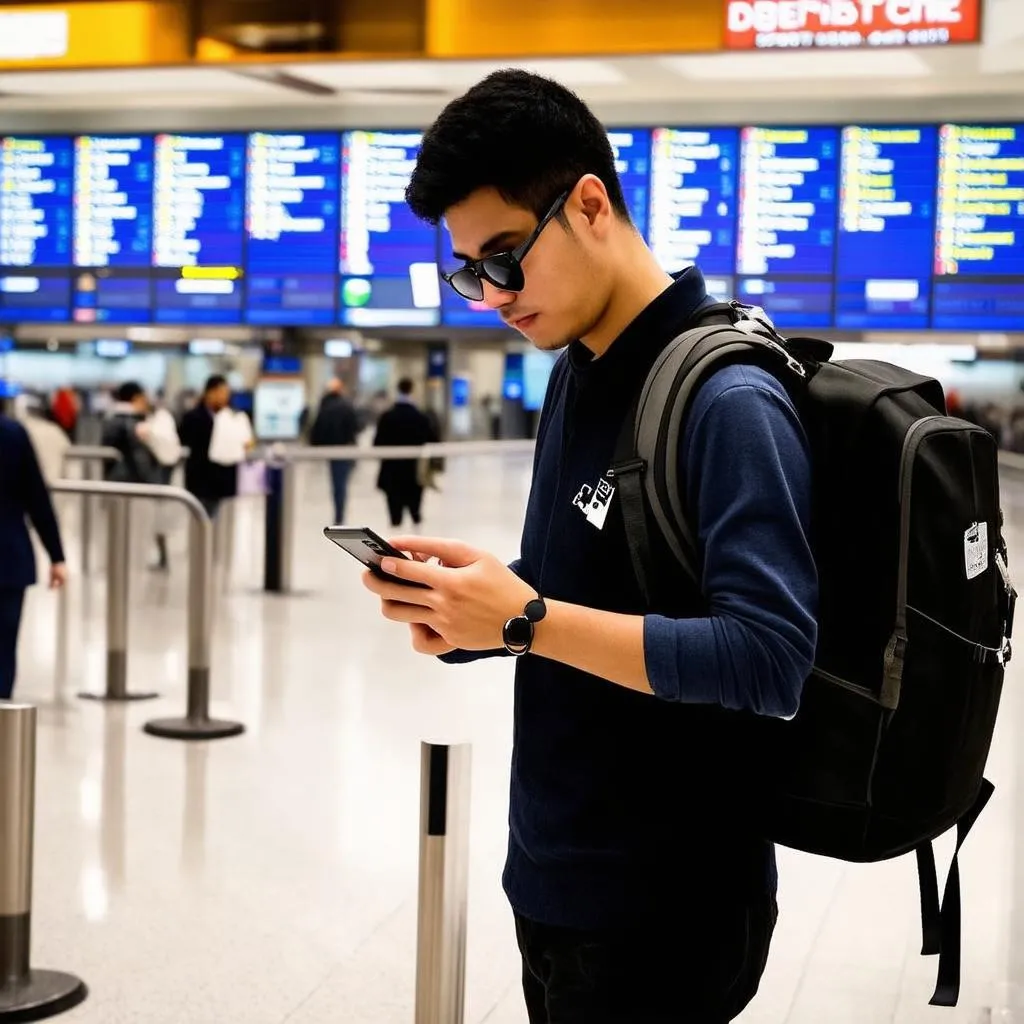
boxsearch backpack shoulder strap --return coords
[611,303,809,605]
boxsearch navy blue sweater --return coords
[446,268,818,929]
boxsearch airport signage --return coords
[724,0,983,49]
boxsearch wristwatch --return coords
[502,597,548,656]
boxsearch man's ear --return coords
[575,174,613,233]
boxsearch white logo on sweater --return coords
[573,476,616,531]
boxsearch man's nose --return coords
[480,279,516,311]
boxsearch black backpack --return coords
[610,301,1016,1008]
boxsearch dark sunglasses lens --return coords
[449,269,483,301]
[481,256,524,292]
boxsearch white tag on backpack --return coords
[965,522,989,580]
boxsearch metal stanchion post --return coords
[415,742,471,1024]
[263,460,289,594]
[144,503,244,740]
[0,704,87,1020]
[280,461,296,594]
[79,460,93,577]
[80,498,158,702]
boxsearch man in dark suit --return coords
[178,375,236,520]
[310,377,360,524]
[373,378,436,528]
[0,410,67,699]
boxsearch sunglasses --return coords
[442,191,570,302]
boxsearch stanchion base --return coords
[78,691,159,702]
[0,969,87,1022]
[143,716,245,741]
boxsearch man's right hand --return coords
[49,563,68,590]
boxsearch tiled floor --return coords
[10,452,1022,1023]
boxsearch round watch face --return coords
[503,615,533,651]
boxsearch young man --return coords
[362,70,818,1023]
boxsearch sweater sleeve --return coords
[20,425,66,566]
[642,367,817,718]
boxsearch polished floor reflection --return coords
[12,453,1023,1023]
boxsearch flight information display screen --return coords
[650,126,740,299]
[737,126,839,327]
[836,126,938,329]
[246,132,340,325]
[339,130,439,327]
[72,135,154,323]
[0,136,73,322]
[933,124,1024,331]
[609,129,651,240]
[153,133,246,324]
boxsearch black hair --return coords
[397,378,415,396]
[406,69,629,226]
[204,374,228,393]
[115,381,144,403]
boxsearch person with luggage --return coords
[360,69,819,1023]
[373,378,435,528]
[309,377,359,524]
[179,375,237,521]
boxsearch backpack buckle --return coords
[608,458,647,479]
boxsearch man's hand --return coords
[361,536,535,654]
[49,563,68,590]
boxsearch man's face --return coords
[442,185,611,351]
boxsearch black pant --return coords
[385,485,423,528]
[515,894,777,1024]
[0,589,27,700]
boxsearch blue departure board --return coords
[71,135,154,323]
[0,136,73,322]
[836,126,938,330]
[153,133,246,324]
[245,132,340,325]
[737,126,839,327]
[340,130,439,328]
[933,124,1024,331]
[649,127,739,299]
[609,129,651,239]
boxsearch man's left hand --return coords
[361,536,536,653]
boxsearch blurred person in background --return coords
[49,385,79,440]
[179,375,236,520]
[0,405,67,699]
[373,378,435,528]
[309,377,359,524]
[148,389,183,570]
[12,392,70,484]
[101,381,182,570]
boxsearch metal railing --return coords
[266,439,537,594]
[48,479,244,740]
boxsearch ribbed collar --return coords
[567,266,711,393]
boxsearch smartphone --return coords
[323,527,429,588]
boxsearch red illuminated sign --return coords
[724,0,982,49]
